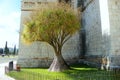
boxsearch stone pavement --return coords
[0,62,16,80]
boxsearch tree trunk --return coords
[48,54,70,72]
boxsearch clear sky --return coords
[0,0,21,48]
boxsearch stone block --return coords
[9,61,13,71]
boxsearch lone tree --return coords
[22,3,80,72]
[4,41,9,56]
[13,45,16,55]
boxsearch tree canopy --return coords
[22,3,80,46]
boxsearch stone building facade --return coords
[18,0,120,70]
[81,0,120,70]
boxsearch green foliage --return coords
[4,41,9,55]
[22,3,80,45]
[13,45,16,55]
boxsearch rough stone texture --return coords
[108,0,120,54]
[107,0,120,70]
[18,0,81,67]
[78,0,108,69]
[82,0,102,56]
[81,0,120,70]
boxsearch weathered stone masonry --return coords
[108,0,120,70]
[81,0,120,70]
[80,0,103,68]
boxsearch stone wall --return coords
[18,0,81,67]
[108,0,120,70]
[81,0,110,69]
[82,0,102,56]
[80,0,103,67]
[108,0,120,56]
[81,0,120,70]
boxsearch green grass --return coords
[8,64,120,80]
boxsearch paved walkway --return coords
[0,61,16,80]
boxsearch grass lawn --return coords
[7,64,120,80]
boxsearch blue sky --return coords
[0,0,21,48]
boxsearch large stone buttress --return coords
[81,0,120,70]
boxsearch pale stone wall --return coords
[81,0,110,69]
[82,0,102,56]
[81,0,120,70]
[108,0,120,69]
[18,0,81,67]
[108,0,120,56]
[99,0,111,56]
